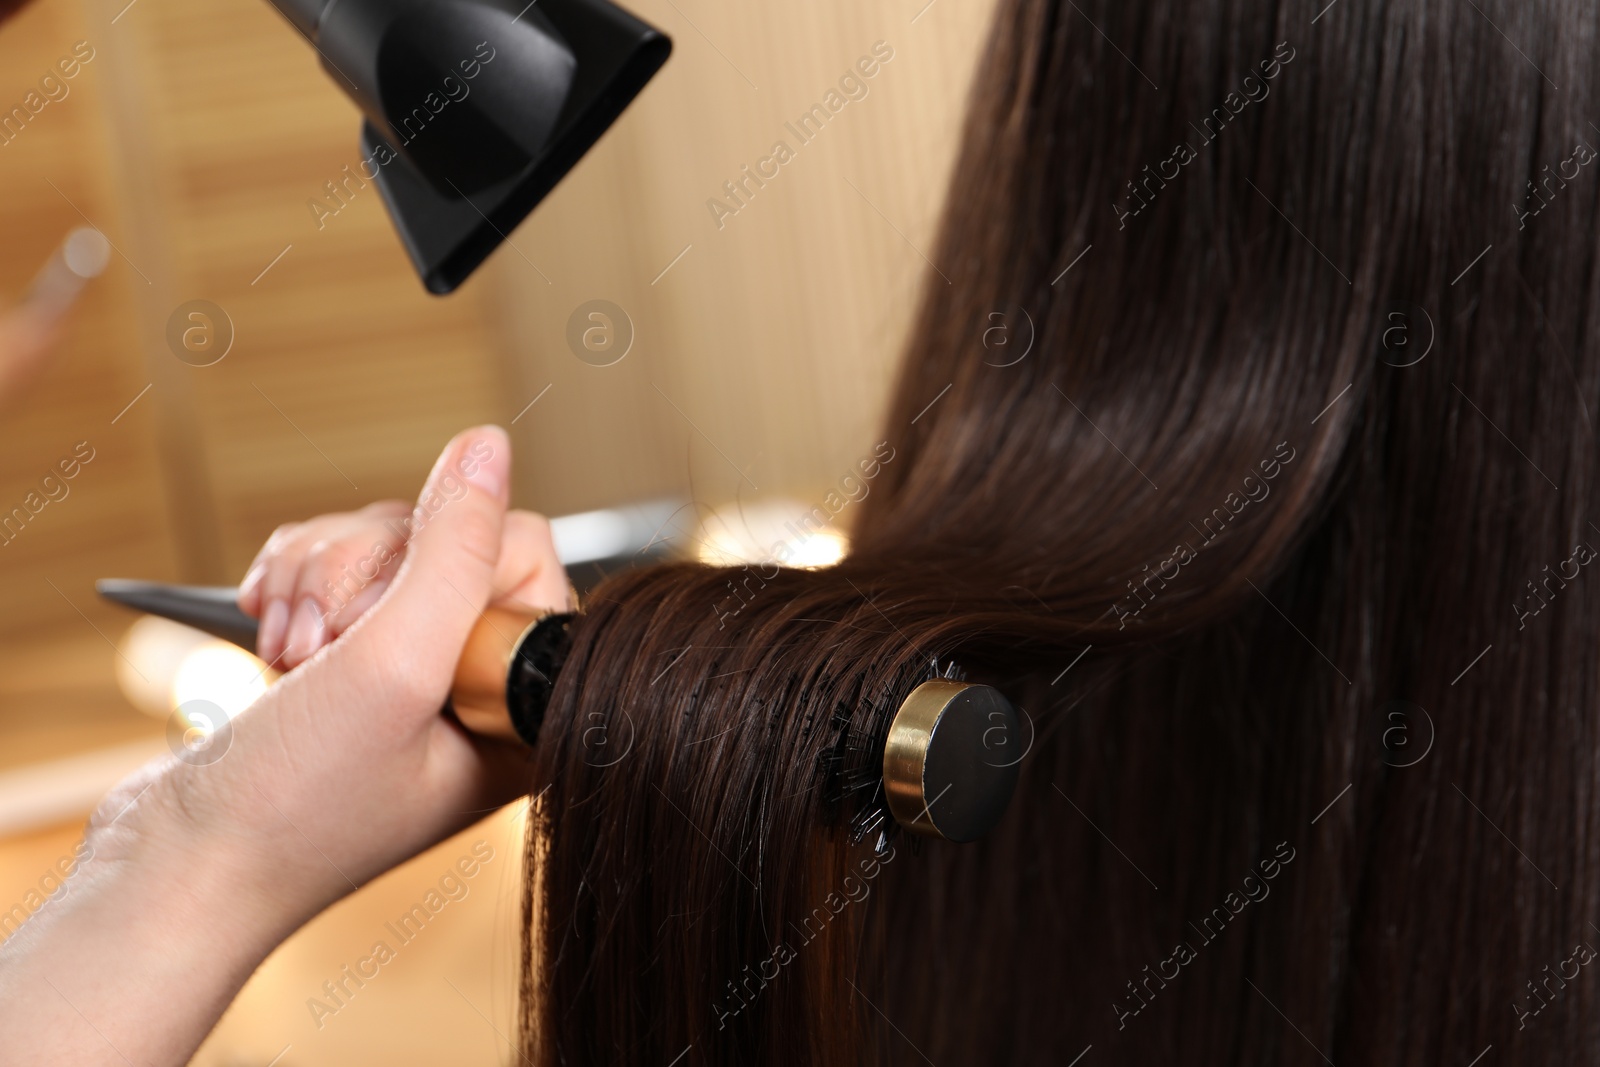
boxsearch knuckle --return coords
[509,510,555,549]
[362,499,413,518]
[261,522,300,558]
[305,536,360,568]
[304,539,366,592]
[454,509,505,573]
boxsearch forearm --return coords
[0,788,294,1065]
[0,426,532,1063]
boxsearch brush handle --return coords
[96,580,571,747]
[448,606,575,744]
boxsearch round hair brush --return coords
[97,579,1023,842]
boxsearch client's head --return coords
[522,0,1600,1064]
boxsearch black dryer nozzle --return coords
[272,0,670,293]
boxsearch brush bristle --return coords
[810,654,965,854]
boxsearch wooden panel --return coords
[0,0,994,1061]
[0,0,177,767]
[495,0,998,514]
[86,0,506,572]
[0,0,509,768]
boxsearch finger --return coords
[237,562,268,617]
[252,522,315,629]
[492,511,572,611]
[248,523,310,664]
[327,577,391,637]
[254,504,413,664]
[344,426,511,705]
[281,596,327,670]
[238,522,301,618]
[358,499,416,523]
[280,528,408,667]
[334,502,415,622]
[257,598,291,668]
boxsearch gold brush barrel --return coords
[447,605,550,742]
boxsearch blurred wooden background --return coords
[0,0,996,1060]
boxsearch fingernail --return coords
[259,598,289,662]
[285,598,326,663]
[239,563,267,604]
[459,426,509,502]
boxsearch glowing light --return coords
[697,526,756,567]
[62,228,111,278]
[786,531,847,568]
[694,499,850,570]
[115,616,272,720]
[172,642,270,719]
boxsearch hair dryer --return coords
[268,0,670,293]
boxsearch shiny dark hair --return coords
[524,0,1600,1062]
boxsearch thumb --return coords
[348,425,511,698]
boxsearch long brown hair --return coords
[523,0,1600,1062]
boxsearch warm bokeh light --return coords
[786,531,848,568]
[171,641,271,720]
[115,616,272,720]
[694,499,850,570]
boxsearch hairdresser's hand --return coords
[237,500,568,669]
[0,425,567,1066]
[237,499,412,667]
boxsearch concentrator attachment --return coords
[267,0,670,293]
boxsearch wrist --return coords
[0,765,303,1065]
[82,760,311,962]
